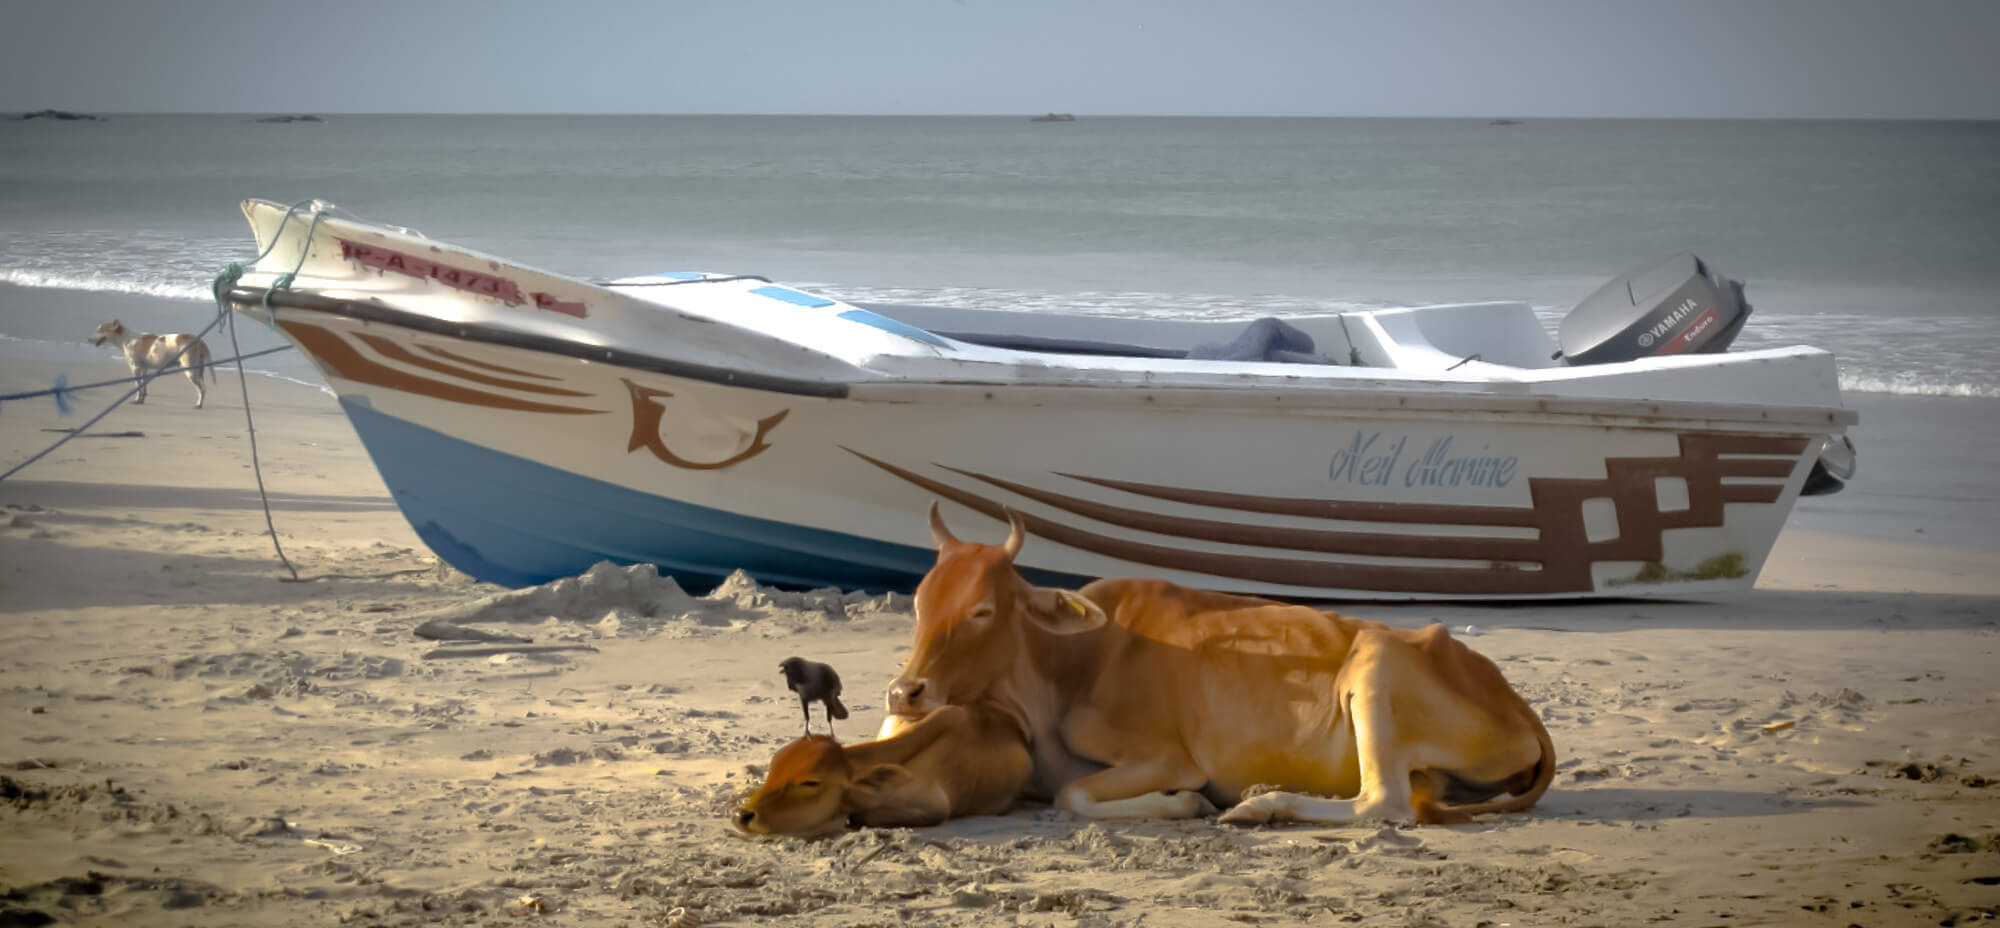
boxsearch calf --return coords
[733,704,1031,836]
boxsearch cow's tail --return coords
[1436,706,1556,819]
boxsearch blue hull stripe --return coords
[339,398,1091,592]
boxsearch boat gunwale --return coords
[233,285,1857,433]
[227,285,851,399]
[847,380,1856,431]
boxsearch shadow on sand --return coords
[1537,785,1868,821]
[1,479,398,513]
[1354,591,1998,632]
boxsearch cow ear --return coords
[843,764,913,809]
[1025,589,1108,636]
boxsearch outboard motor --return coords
[1558,252,1851,496]
[1558,252,1751,365]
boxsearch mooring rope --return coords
[0,309,233,483]
[1,199,326,582]
[214,200,330,582]
[224,293,299,581]
[0,345,293,408]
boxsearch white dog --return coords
[89,319,213,408]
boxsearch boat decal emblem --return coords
[624,379,789,471]
[531,291,588,319]
[843,431,1808,595]
[337,239,586,317]
[279,322,608,415]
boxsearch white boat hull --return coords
[227,199,1853,599]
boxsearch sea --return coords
[2,114,1997,397]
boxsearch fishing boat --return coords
[222,198,1856,599]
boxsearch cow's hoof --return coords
[1160,789,1217,819]
[1217,795,1283,827]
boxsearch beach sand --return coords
[2,358,1996,927]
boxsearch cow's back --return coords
[1070,579,1382,798]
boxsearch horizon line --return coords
[10,109,1999,123]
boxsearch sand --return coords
[2,358,1996,927]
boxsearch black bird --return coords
[778,657,848,735]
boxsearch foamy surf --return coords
[6,263,1993,399]
[2,269,211,302]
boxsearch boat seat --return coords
[1352,303,1558,371]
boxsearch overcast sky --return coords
[5,0,1996,119]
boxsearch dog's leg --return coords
[186,365,205,408]
[130,359,148,405]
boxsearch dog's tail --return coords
[188,339,212,384]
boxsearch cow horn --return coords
[927,501,960,548]
[1001,508,1026,559]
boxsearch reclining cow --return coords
[733,704,1031,835]
[883,503,1556,826]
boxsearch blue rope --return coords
[0,346,294,406]
[0,309,232,482]
[0,199,321,484]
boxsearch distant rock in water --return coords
[1030,112,1077,122]
[254,114,325,123]
[1488,118,1524,126]
[18,109,100,121]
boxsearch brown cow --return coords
[733,704,1031,835]
[883,504,1556,826]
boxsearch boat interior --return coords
[854,300,1564,372]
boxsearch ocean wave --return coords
[814,283,1403,320]
[240,368,336,396]
[9,260,1993,400]
[1839,373,2000,399]
[1,268,212,302]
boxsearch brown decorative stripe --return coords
[1057,472,1540,527]
[419,344,565,381]
[355,333,594,396]
[943,465,1542,562]
[847,429,1812,596]
[1708,434,1813,455]
[1523,432,1803,584]
[846,448,1558,595]
[281,322,607,416]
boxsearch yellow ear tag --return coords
[1065,593,1087,615]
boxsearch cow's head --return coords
[885,503,1107,716]
[89,319,126,347]
[733,705,966,836]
